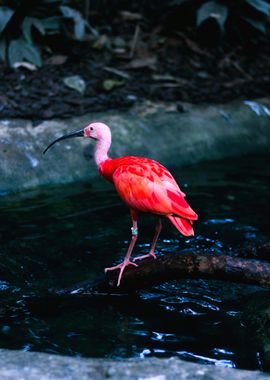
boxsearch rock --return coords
[242,291,270,371]
[0,98,270,194]
[63,75,86,94]
[0,349,266,380]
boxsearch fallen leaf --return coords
[93,34,110,50]
[112,36,126,49]
[152,74,177,82]
[124,56,157,70]
[176,32,213,58]
[103,66,130,79]
[120,11,142,21]
[63,75,86,94]
[45,55,67,65]
[102,79,124,91]
[222,78,250,88]
[13,61,37,71]
[152,83,182,88]
[112,48,126,55]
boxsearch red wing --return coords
[112,161,197,220]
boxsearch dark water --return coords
[0,155,269,369]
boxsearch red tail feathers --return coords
[167,215,194,236]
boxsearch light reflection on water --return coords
[0,155,269,370]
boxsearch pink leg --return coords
[133,218,162,262]
[105,209,139,286]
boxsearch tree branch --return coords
[64,247,270,296]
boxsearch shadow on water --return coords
[0,155,269,369]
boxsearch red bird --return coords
[44,122,198,286]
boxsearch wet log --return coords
[65,246,270,295]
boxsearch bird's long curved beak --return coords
[43,129,84,154]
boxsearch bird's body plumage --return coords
[99,156,197,236]
[44,122,198,286]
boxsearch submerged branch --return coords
[64,245,270,295]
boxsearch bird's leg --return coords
[133,218,162,262]
[104,210,139,286]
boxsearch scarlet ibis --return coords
[44,122,198,286]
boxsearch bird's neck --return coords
[94,138,111,167]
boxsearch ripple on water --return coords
[177,351,236,368]
[0,155,269,370]
[0,281,9,291]
[204,218,235,225]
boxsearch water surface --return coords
[0,155,269,369]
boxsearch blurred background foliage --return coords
[0,0,91,67]
[0,0,269,67]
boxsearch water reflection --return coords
[0,155,269,369]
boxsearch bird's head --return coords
[84,122,111,141]
[43,122,111,154]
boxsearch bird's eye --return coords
[90,127,94,131]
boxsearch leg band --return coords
[131,227,138,236]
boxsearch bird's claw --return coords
[104,260,138,287]
[104,261,138,272]
[133,253,157,262]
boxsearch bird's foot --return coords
[104,260,138,287]
[133,252,157,262]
